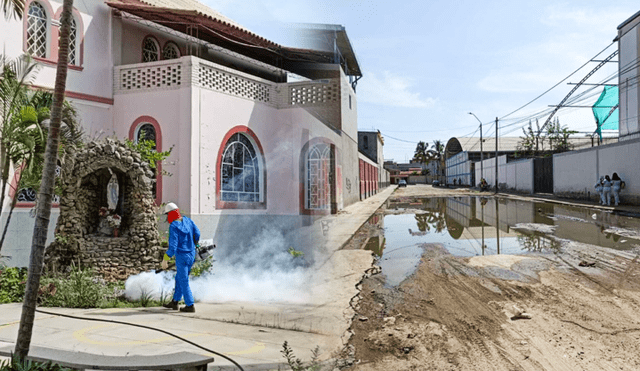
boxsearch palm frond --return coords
[2,0,25,20]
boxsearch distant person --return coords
[611,173,622,206]
[602,175,612,206]
[595,177,604,205]
[162,202,200,313]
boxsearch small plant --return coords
[39,268,110,308]
[287,247,304,258]
[139,289,152,308]
[191,256,213,277]
[280,341,321,371]
[0,357,72,371]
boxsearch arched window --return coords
[26,2,48,58]
[68,16,77,65]
[142,37,159,62]
[135,122,156,148]
[306,143,331,210]
[220,133,261,202]
[162,42,180,60]
[129,117,163,205]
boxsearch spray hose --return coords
[34,308,245,371]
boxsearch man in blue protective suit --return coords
[161,202,200,313]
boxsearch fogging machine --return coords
[155,241,216,273]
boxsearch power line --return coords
[498,42,616,121]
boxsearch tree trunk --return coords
[0,174,21,251]
[14,0,73,359]
[0,152,10,223]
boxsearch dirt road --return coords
[345,185,640,371]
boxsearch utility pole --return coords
[468,113,483,186]
[495,117,498,194]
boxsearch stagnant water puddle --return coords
[366,196,640,286]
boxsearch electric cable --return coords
[380,133,420,144]
[498,42,616,121]
[34,308,245,371]
[496,52,640,136]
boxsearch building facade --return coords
[1,0,365,265]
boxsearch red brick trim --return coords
[129,116,163,206]
[216,126,267,210]
[32,56,84,71]
[30,84,113,105]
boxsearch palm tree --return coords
[0,55,40,222]
[0,104,45,253]
[429,140,444,160]
[428,140,445,181]
[1,0,24,19]
[14,0,75,359]
[412,141,429,164]
[0,91,80,252]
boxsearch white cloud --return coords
[358,71,438,108]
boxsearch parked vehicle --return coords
[398,179,407,187]
[432,180,440,187]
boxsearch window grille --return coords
[26,2,47,58]
[142,37,159,62]
[17,165,61,203]
[307,144,330,210]
[68,17,77,65]
[136,123,156,148]
[163,43,180,60]
[220,133,261,202]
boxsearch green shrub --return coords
[0,357,71,371]
[39,268,111,308]
[0,267,28,304]
[191,256,213,277]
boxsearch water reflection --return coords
[376,196,638,286]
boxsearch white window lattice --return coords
[290,82,339,106]
[26,2,47,58]
[198,65,270,103]
[120,64,182,90]
[142,37,159,62]
[163,43,180,60]
[68,17,77,65]
[220,133,261,203]
[306,144,330,210]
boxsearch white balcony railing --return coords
[114,56,343,110]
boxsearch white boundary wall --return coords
[554,137,640,204]
[474,156,533,193]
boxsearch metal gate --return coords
[534,157,553,193]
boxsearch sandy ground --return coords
[344,185,640,371]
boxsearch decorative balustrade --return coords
[114,56,344,110]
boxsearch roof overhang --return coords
[107,1,362,77]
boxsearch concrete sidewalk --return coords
[0,186,396,370]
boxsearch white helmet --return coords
[164,202,179,214]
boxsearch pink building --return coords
[0,0,364,264]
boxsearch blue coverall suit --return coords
[166,216,200,307]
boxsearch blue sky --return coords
[202,0,638,162]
